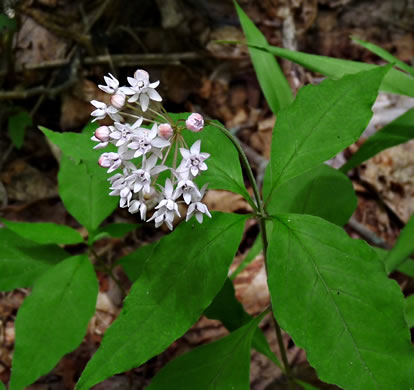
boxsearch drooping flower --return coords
[98,152,123,173]
[128,199,147,221]
[173,178,201,205]
[90,100,122,122]
[186,184,211,223]
[177,140,210,178]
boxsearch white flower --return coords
[186,113,204,132]
[128,199,147,220]
[177,140,210,178]
[121,69,162,111]
[173,178,201,205]
[186,184,211,223]
[128,123,170,158]
[90,100,122,122]
[98,152,122,173]
[126,154,167,194]
[147,178,180,230]
[91,135,109,150]
[110,120,140,147]
[98,73,120,94]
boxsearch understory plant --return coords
[1,2,414,390]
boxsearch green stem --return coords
[208,119,294,389]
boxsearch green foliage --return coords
[234,1,293,114]
[263,44,414,98]
[0,13,17,32]
[75,212,247,389]
[1,219,83,245]
[8,110,32,149]
[340,108,414,172]
[267,214,414,390]
[89,222,140,244]
[10,255,98,390]
[385,213,414,272]
[147,314,265,389]
[267,164,357,226]
[352,37,414,77]
[0,229,68,291]
[263,66,389,204]
[58,155,118,233]
[405,295,414,328]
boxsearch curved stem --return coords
[207,119,294,389]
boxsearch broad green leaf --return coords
[169,113,252,205]
[268,164,356,226]
[263,66,389,205]
[205,278,280,367]
[8,111,32,149]
[1,219,83,245]
[263,44,414,98]
[230,232,262,280]
[268,214,414,390]
[405,295,414,328]
[385,213,414,272]
[397,260,414,278]
[341,108,414,172]
[10,255,98,390]
[89,222,140,244]
[0,229,69,291]
[76,212,247,389]
[58,155,118,233]
[352,38,414,77]
[0,381,4,390]
[117,242,158,282]
[234,1,293,114]
[147,314,264,390]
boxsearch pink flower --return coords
[158,123,173,139]
[186,113,204,132]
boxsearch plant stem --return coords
[209,119,294,389]
[89,247,128,297]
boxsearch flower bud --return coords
[158,123,173,139]
[95,126,111,142]
[186,113,204,132]
[110,93,126,110]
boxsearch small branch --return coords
[347,216,390,249]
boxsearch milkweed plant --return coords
[1,2,414,390]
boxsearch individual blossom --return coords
[121,69,162,111]
[126,154,167,194]
[147,178,181,230]
[186,184,211,223]
[157,123,173,140]
[110,118,142,147]
[90,100,122,122]
[173,177,201,205]
[110,93,126,110]
[98,73,120,95]
[98,152,123,173]
[177,140,210,178]
[186,113,204,132]
[128,123,170,158]
[128,199,147,221]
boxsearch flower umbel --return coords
[90,70,210,230]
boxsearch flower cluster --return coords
[90,69,211,230]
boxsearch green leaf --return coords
[406,295,414,328]
[397,260,414,278]
[268,164,356,226]
[268,213,414,390]
[147,313,264,390]
[263,66,389,205]
[10,255,98,390]
[341,108,414,172]
[58,155,118,233]
[8,111,32,149]
[230,232,262,280]
[352,37,414,77]
[1,219,84,245]
[263,44,414,98]
[0,381,4,390]
[89,222,140,244]
[385,213,414,272]
[75,212,247,389]
[0,229,69,291]
[234,1,293,114]
[205,278,281,367]
[169,113,252,205]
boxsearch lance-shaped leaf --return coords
[406,295,414,329]
[234,1,293,114]
[58,155,118,233]
[263,66,389,205]
[1,219,83,245]
[0,229,69,291]
[341,108,414,172]
[267,164,357,226]
[10,255,98,390]
[147,313,265,390]
[267,214,414,390]
[75,212,247,389]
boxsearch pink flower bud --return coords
[110,93,126,110]
[98,154,110,167]
[95,126,111,142]
[158,123,173,139]
[186,113,204,132]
